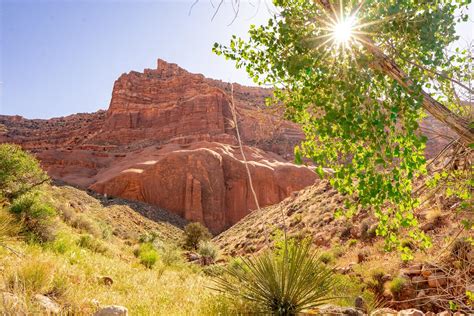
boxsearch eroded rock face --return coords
[89,142,316,233]
[0,59,314,233]
[0,58,456,232]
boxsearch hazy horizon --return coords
[1,0,472,119]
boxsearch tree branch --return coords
[314,0,474,145]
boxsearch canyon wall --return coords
[0,59,315,233]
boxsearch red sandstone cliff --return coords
[0,59,315,233]
[0,58,455,232]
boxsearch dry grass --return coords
[0,184,226,315]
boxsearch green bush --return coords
[183,222,211,250]
[9,193,57,242]
[202,264,225,277]
[389,277,406,297]
[160,244,182,266]
[77,234,108,254]
[319,251,334,265]
[139,231,159,244]
[0,144,49,200]
[348,239,358,247]
[49,232,76,254]
[198,241,219,263]
[136,242,159,268]
[214,241,337,314]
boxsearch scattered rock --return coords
[402,264,422,276]
[357,251,369,263]
[34,294,60,314]
[94,305,128,316]
[416,289,426,298]
[185,251,200,262]
[397,309,424,316]
[412,276,427,287]
[99,276,114,286]
[354,296,366,312]
[427,273,447,288]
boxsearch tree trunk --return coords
[315,0,474,145]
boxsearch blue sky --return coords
[1,0,472,119]
[1,0,272,118]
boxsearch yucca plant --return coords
[213,241,337,315]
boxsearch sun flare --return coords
[332,16,357,45]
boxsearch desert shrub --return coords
[77,234,108,254]
[319,251,335,265]
[388,277,406,297]
[100,223,113,240]
[49,272,70,298]
[367,224,378,238]
[366,268,386,295]
[9,193,57,242]
[400,239,416,250]
[5,258,69,298]
[136,242,159,268]
[0,144,49,200]
[70,214,101,237]
[348,239,358,247]
[6,259,55,294]
[213,241,337,314]
[198,241,219,263]
[183,222,211,250]
[49,232,76,254]
[160,244,182,266]
[340,224,352,240]
[331,245,345,258]
[59,206,76,223]
[139,231,159,244]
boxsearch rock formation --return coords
[0,59,315,233]
[0,59,456,232]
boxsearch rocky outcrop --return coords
[0,59,314,233]
[0,58,459,232]
[89,142,316,233]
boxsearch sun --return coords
[332,16,357,45]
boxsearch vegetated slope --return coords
[214,179,473,312]
[46,181,187,242]
[215,178,466,255]
[0,183,224,314]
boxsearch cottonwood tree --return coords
[212,0,473,256]
[0,144,49,201]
